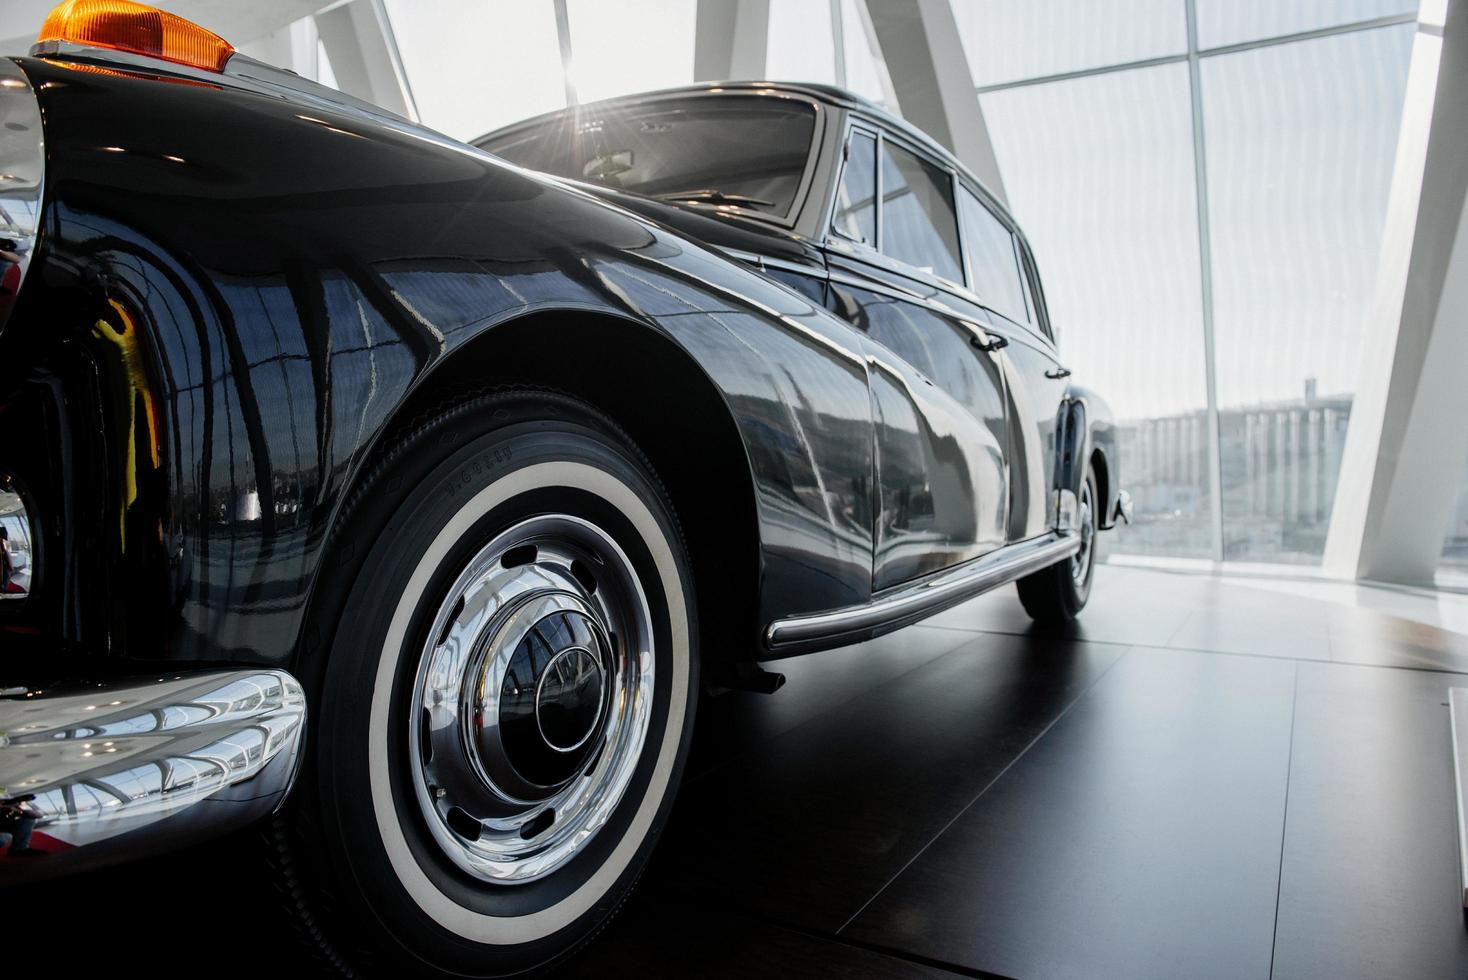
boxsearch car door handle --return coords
[965,325,1008,353]
[1045,366,1072,379]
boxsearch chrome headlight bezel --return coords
[0,57,44,336]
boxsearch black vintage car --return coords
[0,5,1126,976]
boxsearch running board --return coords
[764,532,1080,655]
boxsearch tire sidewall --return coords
[1071,468,1098,607]
[307,398,697,976]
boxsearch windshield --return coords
[480,95,818,219]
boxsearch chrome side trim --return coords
[0,669,305,881]
[765,532,1080,652]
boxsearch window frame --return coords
[826,120,967,292]
[478,88,830,232]
[830,124,881,250]
[823,113,1060,349]
[955,180,1031,327]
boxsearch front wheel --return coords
[1016,466,1098,624]
[275,390,698,977]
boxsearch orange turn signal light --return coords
[37,0,234,74]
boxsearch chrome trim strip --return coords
[0,669,305,880]
[765,532,1080,650]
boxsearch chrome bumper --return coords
[0,669,305,882]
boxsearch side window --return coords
[879,140,963,284]
[957,186,1028,324]
[1014,238,1053,340]
[833,130,877,245]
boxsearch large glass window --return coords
[833,131,878,245]
[384,0,566,141]
[879,141,963,284]
[1204,25,1413,563]
[841,0,896,109]
[982,63,1213,557]
[1196,0,1417,49]
[482,97,817,219]
[954,0,1187,88]
[564,0,695,105]
[1443,457,1468,582]
[957,187,1028,322]
[768,0,838,84]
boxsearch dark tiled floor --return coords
[14,566,1468,978]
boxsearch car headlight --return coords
[0,57,44,336]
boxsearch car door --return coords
[955,184,1072,543]
[823,124,1010,589]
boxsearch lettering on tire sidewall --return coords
[445,446,514,501]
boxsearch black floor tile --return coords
[926,569,1196,649]
[689,625,975,774]
[842,647,1296,980]
[1270,662,1468,980]
[548,889,966,979]
[660,632,1125,933]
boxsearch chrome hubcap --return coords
[1072,480,1095,585]
[408,514,654,884]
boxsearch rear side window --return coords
[957,186,1029,323]
[879,140,963,284]
[832,131,877,245]
[481,96,817,218]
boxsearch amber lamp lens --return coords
[36,0,234,73]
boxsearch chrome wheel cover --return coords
[1072,479,1095,585]
[408,514,654,884]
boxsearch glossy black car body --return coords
[0,42,1123,923]
[479,82,1125,631]
[5,66,1119,681]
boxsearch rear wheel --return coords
[275,390,697,977]
[1016,466,1097,624]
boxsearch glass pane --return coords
[1197,0,1417,49]
[834,131,878,244]
[981,63,1212,557]
[385,0,564,140]
[768,0,837,84]
[1443,456,1468,582]
[1205,25,1413,563]
[957,187,1028,321]
[954,0,1187,88]
[483,97,816,219]
[879,141,963,283]
[565,0,695,104]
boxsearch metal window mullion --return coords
[874,131,884,252]
[831,0,847,88]
[369,0,420,123]
[973,11,1418,96]
[1185,0,1226,562]
[553,0,577,106]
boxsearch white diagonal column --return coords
[694,0,769,81]
[863,0,1006,204]
[1324,0,1468,585]
[314,0,418,120]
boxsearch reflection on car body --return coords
[0,6,1127,975]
